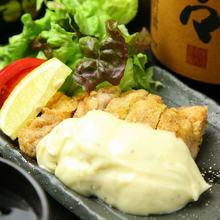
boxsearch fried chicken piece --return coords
[157,108,194,158]
[105,89,149,119]
[18,87,207,159]
[125,94,166,128]
[105,89,207,158]
[75,86,121,117]
[18,92,81,157]
[177,106,207,158]
[18,87,121,157]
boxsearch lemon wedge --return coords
[0,58,72,139]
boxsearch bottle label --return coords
[151,0,220,84]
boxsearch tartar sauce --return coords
[36,110,209,215]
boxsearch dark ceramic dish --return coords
[0,67,220,220]
[0,158,49,220]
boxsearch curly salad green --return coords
[0,0,162,95]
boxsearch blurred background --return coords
[0,0,44,44]
[0,0,150,44]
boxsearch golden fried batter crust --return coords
[18,87,120,157]
[18,87,207,158]
[123,94,166,129]
[18,92,81,157]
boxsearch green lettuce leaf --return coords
[36,0,44,10]
[59,74,83,96]
[74,20,128,92]
[57,0,138,37]
[119,58,136,91]
[0,0,138,69]
[32,23,83,69]
[59,21,161,95]
[0,9,55,69]
[102,0,138,24]
[0,1,160,95]
[79,37,99,58]
[120,53,162,92]
[119,27,162,92]
[127,28,152,55]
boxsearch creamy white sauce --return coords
[36,110,210,215]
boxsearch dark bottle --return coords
[128,0,220,103]
[150,0,220,84]
[149,0,220,103]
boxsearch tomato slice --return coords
[0,58,46,107]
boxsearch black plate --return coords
[0,66,220,220]
[0,158,49,220]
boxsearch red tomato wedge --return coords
[0,58,46,107]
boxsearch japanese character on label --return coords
[180,0,220,43]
